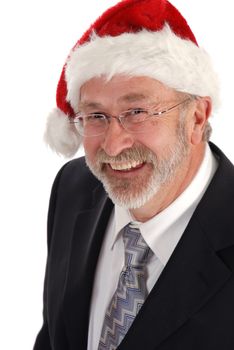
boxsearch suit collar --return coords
[192,142,234,250]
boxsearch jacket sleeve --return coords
[33,163,69,350]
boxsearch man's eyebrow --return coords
[78,101,104,110]
[118,93,148,103]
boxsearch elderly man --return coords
[34,0,234,349]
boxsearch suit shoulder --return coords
[62,156,97,180]
[53,156,100,195]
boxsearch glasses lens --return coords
[122,109,149,133]
[75,114,107,136]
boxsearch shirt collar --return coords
[111,143,218,263]
[111,205,133,248]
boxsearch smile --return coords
[108,161,144,171]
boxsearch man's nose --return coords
[101,118,135,157]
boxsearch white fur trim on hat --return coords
[44,108,82,157]
[65,25,220,112]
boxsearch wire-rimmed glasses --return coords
[70,98,191,137]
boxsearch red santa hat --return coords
[45,0,220,157]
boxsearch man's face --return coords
[79,75,192,209]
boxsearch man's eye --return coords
[86,113,105,121]
[129,108,147,115]
[124,108,148,124]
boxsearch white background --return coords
[0,1,233,349]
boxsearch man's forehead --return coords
[78,77,177,110]
[79,92,151,109]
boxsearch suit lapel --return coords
[119,216,231,349]
[63,184,113,349]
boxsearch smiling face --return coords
[79,75,210,219]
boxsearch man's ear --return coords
[191,97,212,145]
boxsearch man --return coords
[34,0,234,349]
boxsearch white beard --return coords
[85,119,189,209]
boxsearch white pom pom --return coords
[44,108,82,158]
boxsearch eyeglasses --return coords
[70,98,191,137]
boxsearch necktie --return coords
[98,223,153,350]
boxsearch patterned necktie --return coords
[98,223,153,350]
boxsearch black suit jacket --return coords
[34,143,234,350]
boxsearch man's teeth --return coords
[109,161,143,171]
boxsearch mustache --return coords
[95,145,157,164]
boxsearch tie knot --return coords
[123,223,153,268]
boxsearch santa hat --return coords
[45,0,220,157]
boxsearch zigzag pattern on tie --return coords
[124,226,152,267]
[99,304,142,350]
[98,224,153,350]
[99,267,147,348]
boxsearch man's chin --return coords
[101,178,159,210]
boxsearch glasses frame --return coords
[70,97,192,137]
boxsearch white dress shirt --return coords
[87,143,218,350]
